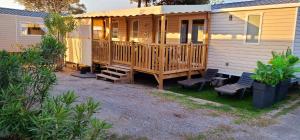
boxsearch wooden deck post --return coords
[108,17,113,65]
[125,17,129,42]
[158,15,166,90]
[152,15,156,43]
[187,43,192,79]
[91,17,94,73]
[203,12,211,69]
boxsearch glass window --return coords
[112,22,119,39]
[21,23,45,36]
[180,20,189,44]
[93,18,105,40]
[246,15,261,43]
[132,20,139,38]
[192,19,205,44]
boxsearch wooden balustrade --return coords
[112,41,132,65]
[163,44,206,74]
[92,40,206,75]
[134,43,160,74]
[92,40,110,64]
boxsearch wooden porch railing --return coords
[92,40,110,65]
[92,40,207,75]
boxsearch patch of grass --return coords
[168,86,300,117]
[246,117,278,127]
[186,124,234,140]
[108,134,148,140]
[153,91,233,112]
[273,100,300,117]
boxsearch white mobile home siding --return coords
[0,14,44,52]
[66,18,92,66]
[293,7,300,78]
[208,7,297,76]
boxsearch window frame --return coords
[111,20,119,41]
[20,22,46,36]
[131,19,139,42]
[191,19,205,44]
[179,19,190,44]
[244,13,263,45]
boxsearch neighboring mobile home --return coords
[67,0,300,88]
[0,7,47,52]
[209,0,300,76]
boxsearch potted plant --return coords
[251,61,281,109]
[269,49,300,102]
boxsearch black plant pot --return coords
[80,66,90,74]
[275,79,290,102]
[253,82,276,109]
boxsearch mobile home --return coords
[0,7,47,52]
[67,0,300,88]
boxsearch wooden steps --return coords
[96,65,131,83]
[102,70,126,77]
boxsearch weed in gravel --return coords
[246,117,278,127]
[108,134,148,140]
[186,124,235,140]
[273,100,300,118]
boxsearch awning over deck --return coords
[74,5,211,18]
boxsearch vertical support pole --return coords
[131,43,135,84]
[187,43,192,79]
[103,17,106,40]
[152,15,156,43]
[203,12,211,69]
[91,17,94,73]
[125,17,130,42]
[108,17,112,65]
[158,15,166,90]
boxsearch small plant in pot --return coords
[251,62,281,109]
[269,49,300,102]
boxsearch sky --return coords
[0,0,248,12]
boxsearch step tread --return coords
[111,65,131,70]
[96,74,120,81]
[105,66,130,72]
[102,70,126,77]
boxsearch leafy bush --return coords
[251,61,281,86]
[44,13,76,42]
[269,49,300,80]
[0,46,110,139]
[39,35,66,69]
[252,49,300,86]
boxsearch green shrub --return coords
[252,49,300,86]
[269,49,300,80]
[0,48,111,139]
[39,35,66,69]
[251,61,281,86]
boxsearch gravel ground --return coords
[51,72,300,140]
[51,72,233,140]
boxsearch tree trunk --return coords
[138,0,142,7]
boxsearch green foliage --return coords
[44,13,76,41]
[0,44,110,139]
[251,61,281,86]
[29,92,111,140]
[269,49,300,80]
[39,35,66,68]
[0,49,56,139]
[252,49,300,86]
[16,0,86,14]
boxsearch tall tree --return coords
[16,0,86,14]
[131,0,210,7]
[155,0,209,5]
[131,0,155,7]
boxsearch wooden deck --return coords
[92,40,207,88]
